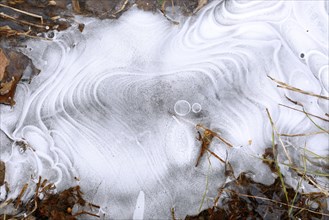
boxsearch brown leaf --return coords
[0,50,40,106]
[0,77,15,95]
[0,48,9,81]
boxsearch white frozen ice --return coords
[0,0,328,219]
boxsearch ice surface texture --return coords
[0,0,328,219]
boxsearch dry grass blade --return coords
[0,199,13,210]
[197,124,233,148]
[279,104,329,123]
[205,148,225,163]
[0,12,47,29]
[266,108,292,163]
[259,154,329,195]
[73,211,100,218]
[198,160,211,213]
[193,0,208,14]
[268,75,329,100]
[212,133,233,148]
[266,108,290,203]
[272,159,329,177]
[223,189,329,217]
[158,9,179,25]
[0,3,43,24]
[0,26,51,40]
[301,175,329,197]
[113,0,129,15]
[71,0,81,13]
[171,207,176,220]
[280,131,326,137]
[0,25,19,37]
[302,109,329,134]
[15,183,28,208]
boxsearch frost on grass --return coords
[0,1,328,219]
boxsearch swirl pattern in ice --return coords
[0,0,328,219]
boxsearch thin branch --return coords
[0,12,47,29]
[0,3,43,24]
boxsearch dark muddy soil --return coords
[186,173,328,220]
[0,177,100,220]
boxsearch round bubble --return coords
[174,100,191,116]
[192,103,202,113]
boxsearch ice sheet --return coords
[0,1,328,219]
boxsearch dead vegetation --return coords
[0,161,5,187]
[195,124,233,167]
[0,177,100,220]
[0,48,39,105]
[185,75,329,219]
[2,1,327,219]
[186,173,328,220]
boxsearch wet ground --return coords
[186,173,328,220]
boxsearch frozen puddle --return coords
[0,1,328,219]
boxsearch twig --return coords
[0,12,47,29]
[0,3,43,24]
[268,75,329,100]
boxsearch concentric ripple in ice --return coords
[0,1,328,219]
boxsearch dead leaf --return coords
[0,77,15,95]
[0,50,40,106]
[0,48,9,81]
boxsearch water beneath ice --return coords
[0,0,328,219]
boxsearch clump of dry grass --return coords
[186,75,329,220]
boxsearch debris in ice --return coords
[0,0,328,219]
